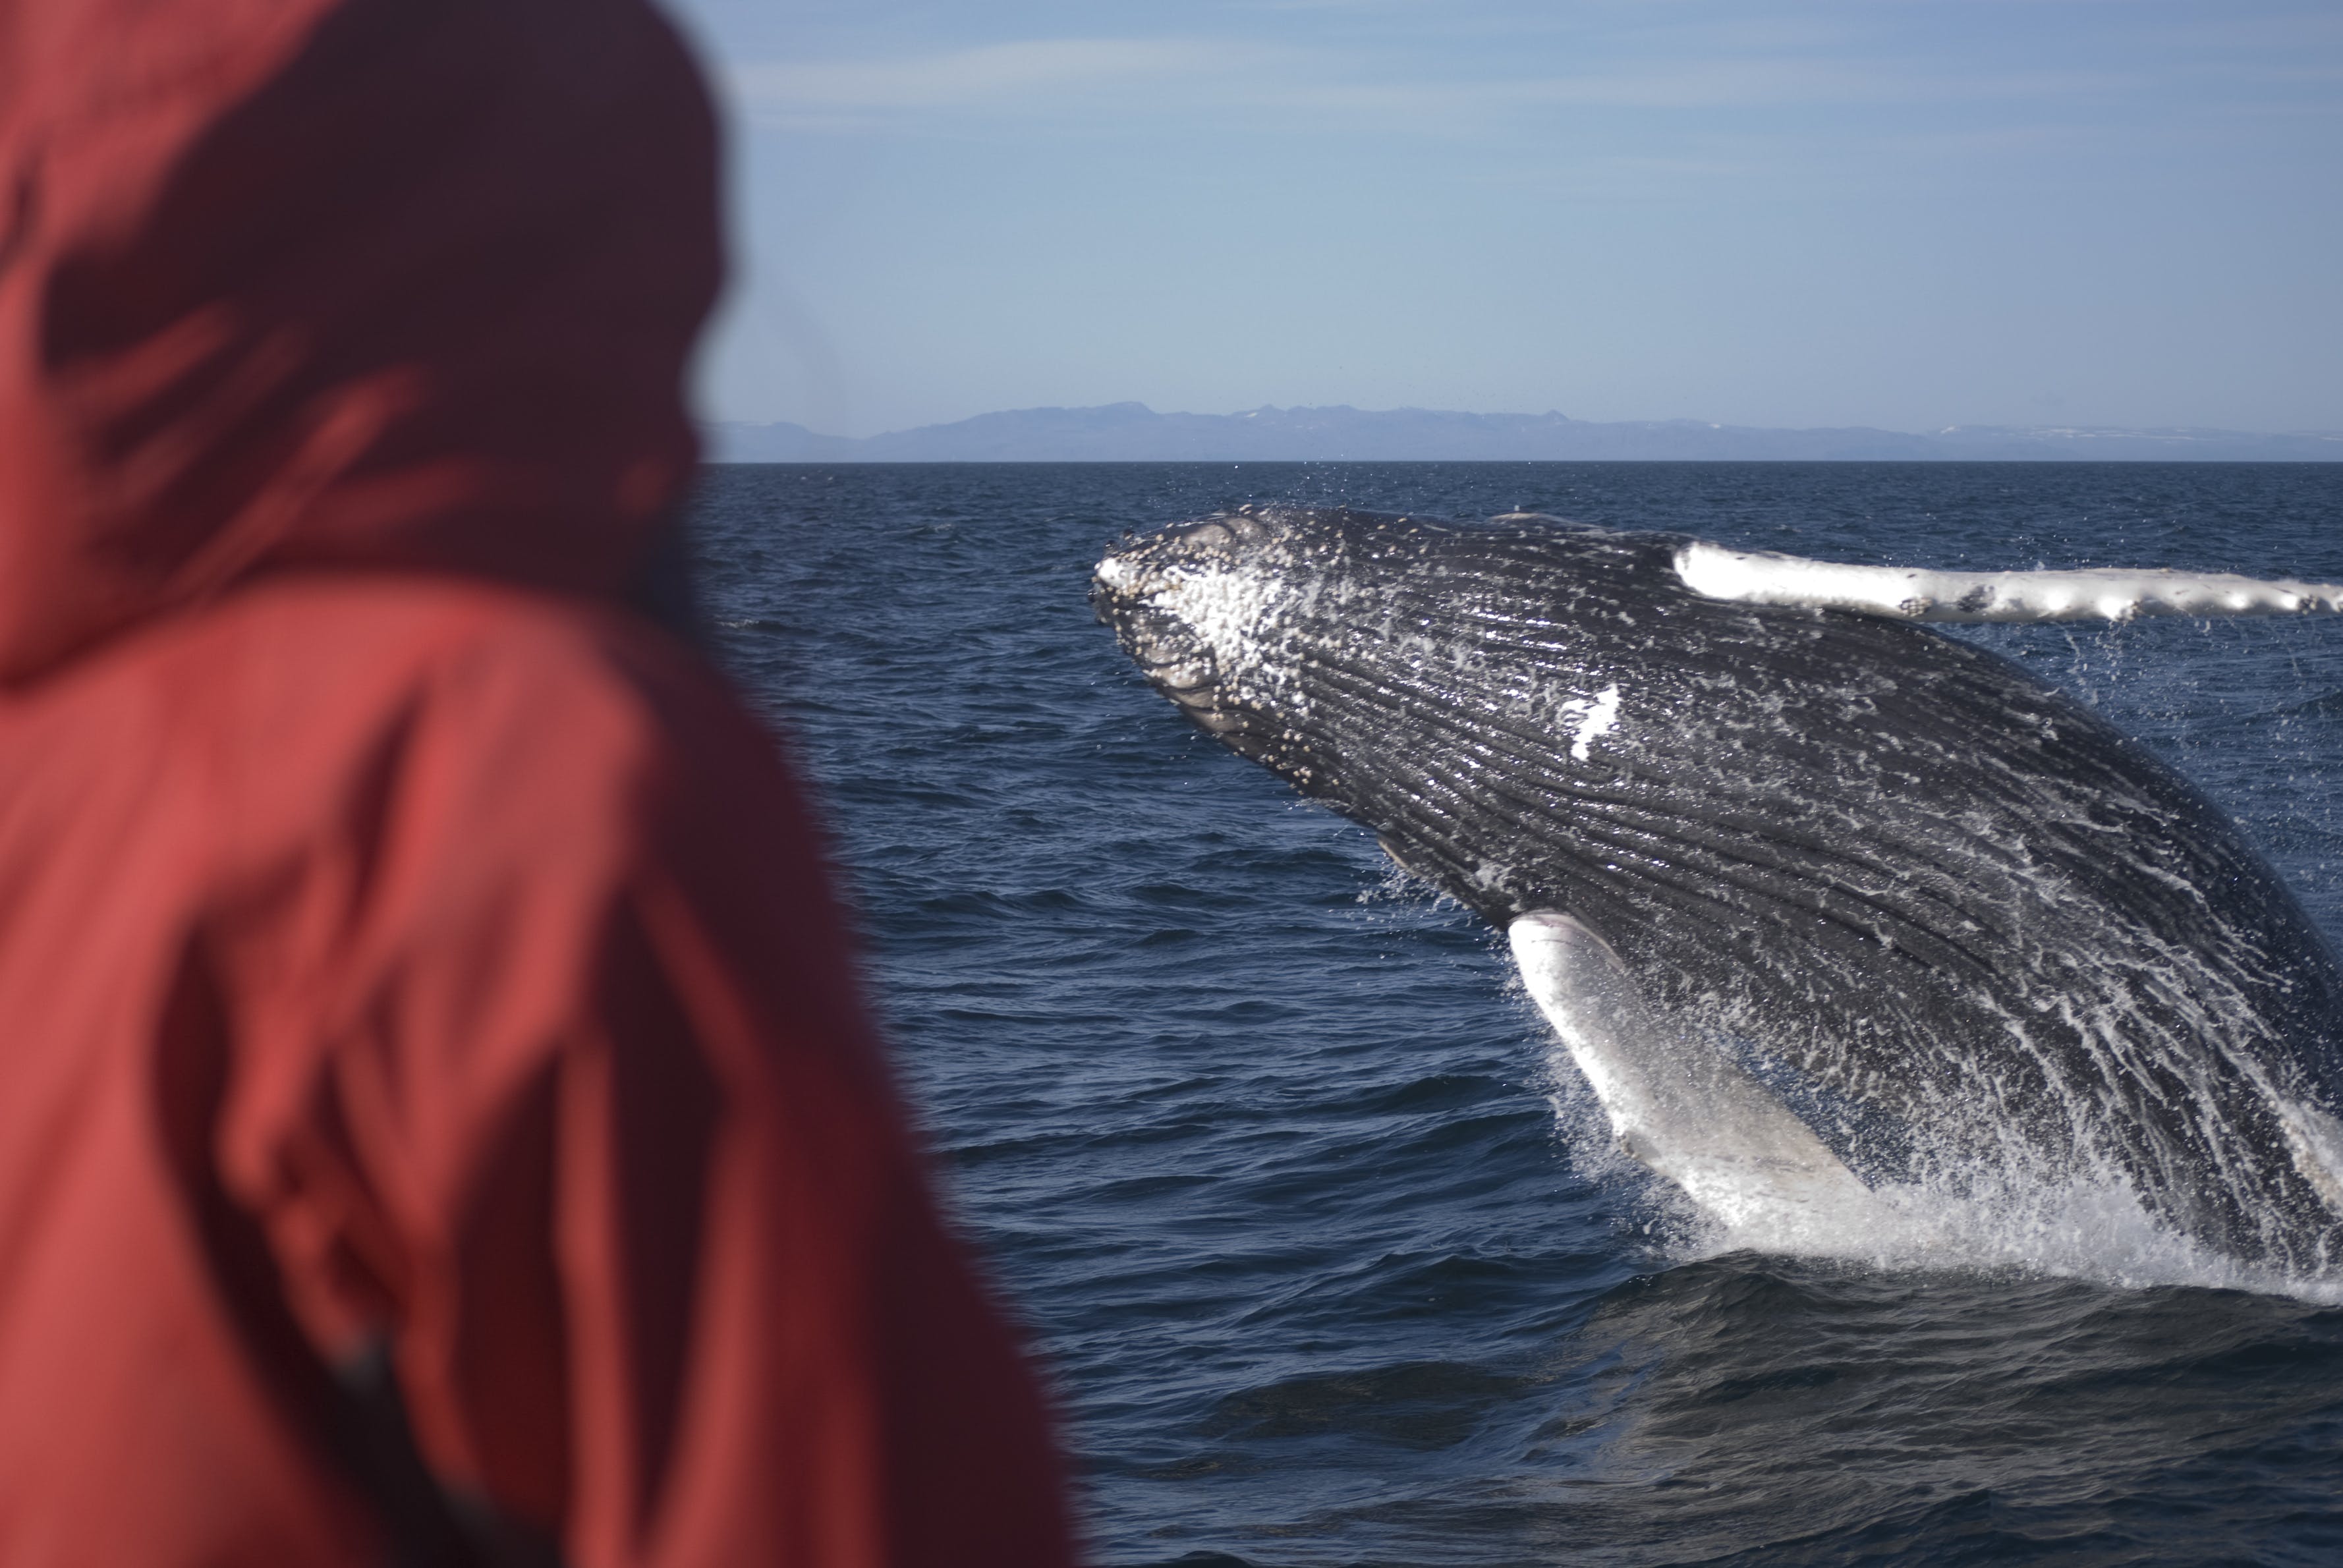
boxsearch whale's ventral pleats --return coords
[1093,506,2343,1279]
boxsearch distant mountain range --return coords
[706,403,2343,463]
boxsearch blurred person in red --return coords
[0,1,1076,1563]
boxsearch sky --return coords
[660,1,2342,438]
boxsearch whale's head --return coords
[1092,505,1670,914]
[1088,505,1301,760]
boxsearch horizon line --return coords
[704,402,2343,446]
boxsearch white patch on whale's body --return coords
[1508,910,1877,1235]
[1676,540,2343,624]
[1560,684,1621,762]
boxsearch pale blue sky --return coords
[662,1,2342,437]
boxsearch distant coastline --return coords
[706,403,2343,464]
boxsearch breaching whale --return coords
[1092,506,2343,1277]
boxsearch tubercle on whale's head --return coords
[1091,505,1301,754]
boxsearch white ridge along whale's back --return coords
[1675,540,2343,623]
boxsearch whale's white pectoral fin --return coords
[1509,910,1873,1228]
[1674,540,2343,625]
[2275,1102,2343,1218]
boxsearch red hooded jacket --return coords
[0,1,1076,1563]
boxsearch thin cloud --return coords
[731,38,1265,114]
[1515,61,2135,109]
[1257,59,2137,134]
[727,30,2208,143]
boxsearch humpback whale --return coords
[1092,507,2343,1277]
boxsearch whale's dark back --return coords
[1095,507,2343,1272]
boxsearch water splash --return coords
[1535,1023,2343,1305]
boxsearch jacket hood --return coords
[0,0,721,684]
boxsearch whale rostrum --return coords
[1092,505,2343,1277]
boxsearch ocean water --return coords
[689,463,2343,1568]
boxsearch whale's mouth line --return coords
[1092,573,1255,738]
[1090,582,1219,694]
[1138,652,1222,712]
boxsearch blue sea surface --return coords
[689,463,2343,1568]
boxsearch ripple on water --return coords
[691,462,2343,1567]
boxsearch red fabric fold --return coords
[0,3,1076,1563]
[0,0,718,683]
